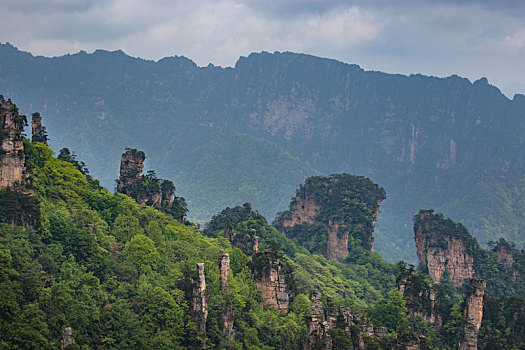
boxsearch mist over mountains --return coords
[1,42,524,262]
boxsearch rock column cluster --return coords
[116,149,179,210]
[305,289,389,350]
[305,289,332,349]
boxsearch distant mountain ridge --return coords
[1,42,524,262]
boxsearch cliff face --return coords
[459,278,486,350]
[0,97,27,189]
[305,289,332,349]
[252,250,290,312]
[414,210,475,288]
[274,174,385,261]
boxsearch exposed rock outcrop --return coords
[252,230,259,253]
[0,97,27,189]
[191,263,208,335]
[459,278,486,350]
[305,289,332,349]
[305,289,388,350]
[252,249,290,312]
[414,210,474,288]
[60,327,75,350]
[274,174,385,261]
[116,149,146,194]
[116,149,187,220]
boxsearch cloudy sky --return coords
[1,0,524,97]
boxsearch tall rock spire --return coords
[0,97,27,189]
[31,112,48,145]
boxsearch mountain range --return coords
[1,42,524,262]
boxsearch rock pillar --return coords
[218,250,230,292]
[31,112,47,144]
[218,250,235,341]
[459,278,486,350]
[116,149,146,193]
[0,97,26,188]
[191,263,208,335]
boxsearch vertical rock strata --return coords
[191,263,208,334]
[493,240,515,267]
[0,97,26,188]
[326,220,350,262]
[459,278,486,350]
[252,250,290,312]
[414,210,474,288]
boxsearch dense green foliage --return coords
[2,132,525,348]
[1,142,308,349]
[3,44,525,261]
[0,138,415,349]
[479,295,525,349]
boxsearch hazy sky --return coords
[1,0,524,97]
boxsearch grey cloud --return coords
[0,0,524,96]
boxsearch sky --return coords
[1,0,524,97]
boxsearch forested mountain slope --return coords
[2,96,525,349]
[1,43,524,261]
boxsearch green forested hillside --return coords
[1,120,525,348]
[0,137,399,348]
